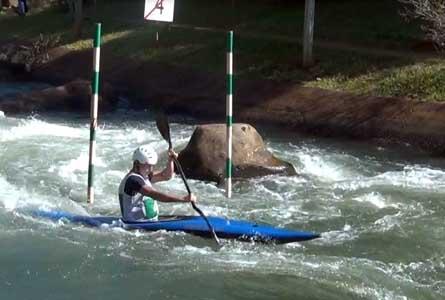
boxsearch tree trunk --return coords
[302,0,315,67]
[72,0,83,38]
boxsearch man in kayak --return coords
[119,145,196,222]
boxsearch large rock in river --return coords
[178,123,297,183]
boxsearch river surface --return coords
[0,84,444,300]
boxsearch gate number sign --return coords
[144,0,175,22]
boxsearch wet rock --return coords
[178,123,297,183]
[0,79,117,114]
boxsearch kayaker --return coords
[119,145,196,222]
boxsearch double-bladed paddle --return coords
[155,113,221,246]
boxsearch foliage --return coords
[24,33,61,71]
[398,0,445,50]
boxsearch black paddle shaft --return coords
[172,155,220,245]
[155,113,221,245]
[171,156,191,194]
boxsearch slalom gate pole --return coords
[88,23,101,204]
[226,31,234,198]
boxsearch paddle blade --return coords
[155,112,172,149]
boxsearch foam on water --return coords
[373,212,404,233]
[57,152,92,179]
[0,177,59,212]
[0,175,89,217]
[0,117,85,142]
[0,177,23,211]
[1,113,444,300]
[317,223,359,245]
[297,151,347,181]
[376,166,445,191]
[352,192,396,209]
[163,242,441,300]
[335,165,445,193]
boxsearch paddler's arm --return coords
[140,184,197,203]
[151,149,177,183]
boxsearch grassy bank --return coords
[1,0,444,101]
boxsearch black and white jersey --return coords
[118,172,152,222]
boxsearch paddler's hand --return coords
[183,193,197,203]
[168,149,178,161]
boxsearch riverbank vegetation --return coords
[1,0,444,101]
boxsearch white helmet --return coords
[133,145,158,165]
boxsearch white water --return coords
[0,112,444,300]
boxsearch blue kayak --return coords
[32,210,320,244]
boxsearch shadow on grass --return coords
[1,0,438,104]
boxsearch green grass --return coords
[1,0,422,48]
[306,59,445,102]
[377,60,445,101]
[0,0,444,101]
[0,7,69,40]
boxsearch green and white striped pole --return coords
[88,23,101,204]
[226,31,233,198]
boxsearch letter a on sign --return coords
[144,0,175,22]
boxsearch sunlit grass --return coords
[377,60,445,101]
[64,30,133,50]
[306,59,445,101]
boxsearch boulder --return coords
[0,79,117,114]
[178,123,297,183]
